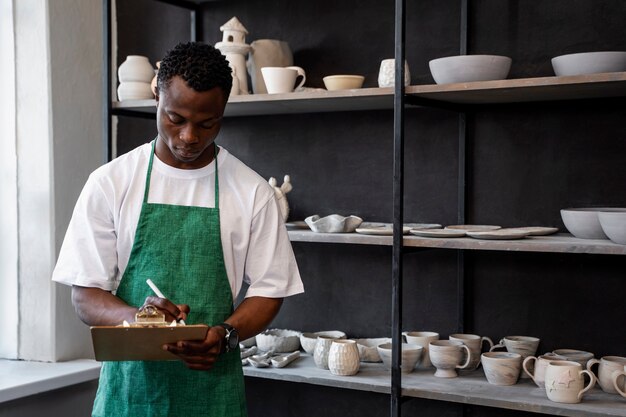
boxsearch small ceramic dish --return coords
[305,214,363,233]
[300,331,347,354]
[508,226,559,236]
[256,329,302,353]
[466,228,530,240]
[353,338,392,362]
[410,228,466,238]
[445,225,501,232]
[323,75,365,90]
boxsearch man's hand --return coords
[140,296,189,323]
[164,326,226,371]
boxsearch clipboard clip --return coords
[134,304,167,326]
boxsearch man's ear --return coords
[155,90,160,106]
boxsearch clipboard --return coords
[90,325,209,361]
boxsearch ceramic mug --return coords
[612,365,626,398]
[522,353,568,388]
[587,355,626,394]
[490,336,540,378]
[481,352,522,385]
[429,340,471,378]
[377,58,411,87]
[552,349,594,368]
[403,331,439,368]
[544,360,596,404]
[449,333,494,371]
[261,66,306,94]
[313,336,334,370]
[328,339,360,376]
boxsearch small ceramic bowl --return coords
[552,349,595,368]
[377,342,423,373]
[551,51,626,76]
[429,55,512,84]
[256,329,301,353]
[598,211,626,245]
[353,338,392,362]
[240,336,257,348]
[300,331,347,354]
[560,208,626,239]
[323,75,365,90]
[305,214,363,233]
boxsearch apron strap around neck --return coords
[144,139,219,207]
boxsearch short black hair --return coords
[157,41,232,96]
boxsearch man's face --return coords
[155,76,227,169]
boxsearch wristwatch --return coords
[218,323,239,353]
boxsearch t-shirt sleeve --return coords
[243,194,304,299]
[52,174,120,291]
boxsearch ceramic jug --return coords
[247,39,293,94]
[328,340,360,376]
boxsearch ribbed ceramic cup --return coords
[587,356,626,394]
[544,361,596,404]
[328,340,360,376]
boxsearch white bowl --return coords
[560,208,626,239]
[353,338,392,362]
[377,342,423,373]
[305,214,363,233]
[551,51,626,76]
[429,55,512,84]
[599,212,626,245]
[300,331,347,354]
[323,75,365,90]
[256,329,301,353]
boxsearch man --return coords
[52,41,304,416]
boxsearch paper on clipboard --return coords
[91,324,209,361]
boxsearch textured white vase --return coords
[117,81,154,101]
[328,340,360,376]
[118,55,155,83]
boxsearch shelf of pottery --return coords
[241,329,626,417]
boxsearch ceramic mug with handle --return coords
[544,360,596,404]
[587,356,626,394]
[449,333,494,371]
[523,353,568,388]
[612,365,626,398]
[261,66,306,94]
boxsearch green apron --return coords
[93,141,247,417]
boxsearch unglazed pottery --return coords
[353,338,391,362]
[481,352,523,385]
[429,340,471,378]
[410,229,466,238]
[240,336,256,348]
[403,331,439,368]
[544,361,596,404]
[429,55,512,84]
[323,75,365,90]
[552,349,594,368]
[445,225,501,232]
[491,336,540,378]
[466,229,530,240]
[255,329,301,353]
[522,353,569,388]
[313,336,334,369]
[613,365,626,398]
[377,59,411,87]
[247,39,293,94]
[328,340,360,376]
[215,17,251,95]
[117,81,154,101]
[300,331,347,354]
[551,51,626,76]
[305,214,363,233]
[449,333,494,370]
[268,175,292,222]
[598,211,626,245]
[262,66,306,94]
[377,343,423,374]
[509,226,559,236]
[271,350,301,368]
[118,55,155,83]
[560,208,626,239]
[587,356,626,394]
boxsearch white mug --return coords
[261,66,306,94]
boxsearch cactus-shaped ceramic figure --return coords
[268,175,292,221]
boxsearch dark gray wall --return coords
[114,1,626,416]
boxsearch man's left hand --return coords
[164,325,226,371]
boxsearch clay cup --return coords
[587,356,626,394]
[429,340,471,378]
[481,352,522,385]
[544,361,596,404]
[449,333,494,371]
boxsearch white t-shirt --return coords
[52,142,304,301]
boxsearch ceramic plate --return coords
[285,221,309,230]
[445,225,502,232]
[410,228,466,238]
[355,226,411,235]
[508,226,559,236]
[466,228,530,240]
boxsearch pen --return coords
[146,279,186,325]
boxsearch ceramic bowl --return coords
[429,55,512,84]
[598,212,626,245]
[353,338,392,362]
[256,329,301,353]
[481,352,523,386]
[377,342,423,373]
[551,51,626,76]
[552,349,595,368]
[305,214,363,233]
[300,331,347,354]
[323,75,365,90]
[560,208,626,239]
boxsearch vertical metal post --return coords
[190,6,201,42]
[391,0,406,416]
[102,0,112,163]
